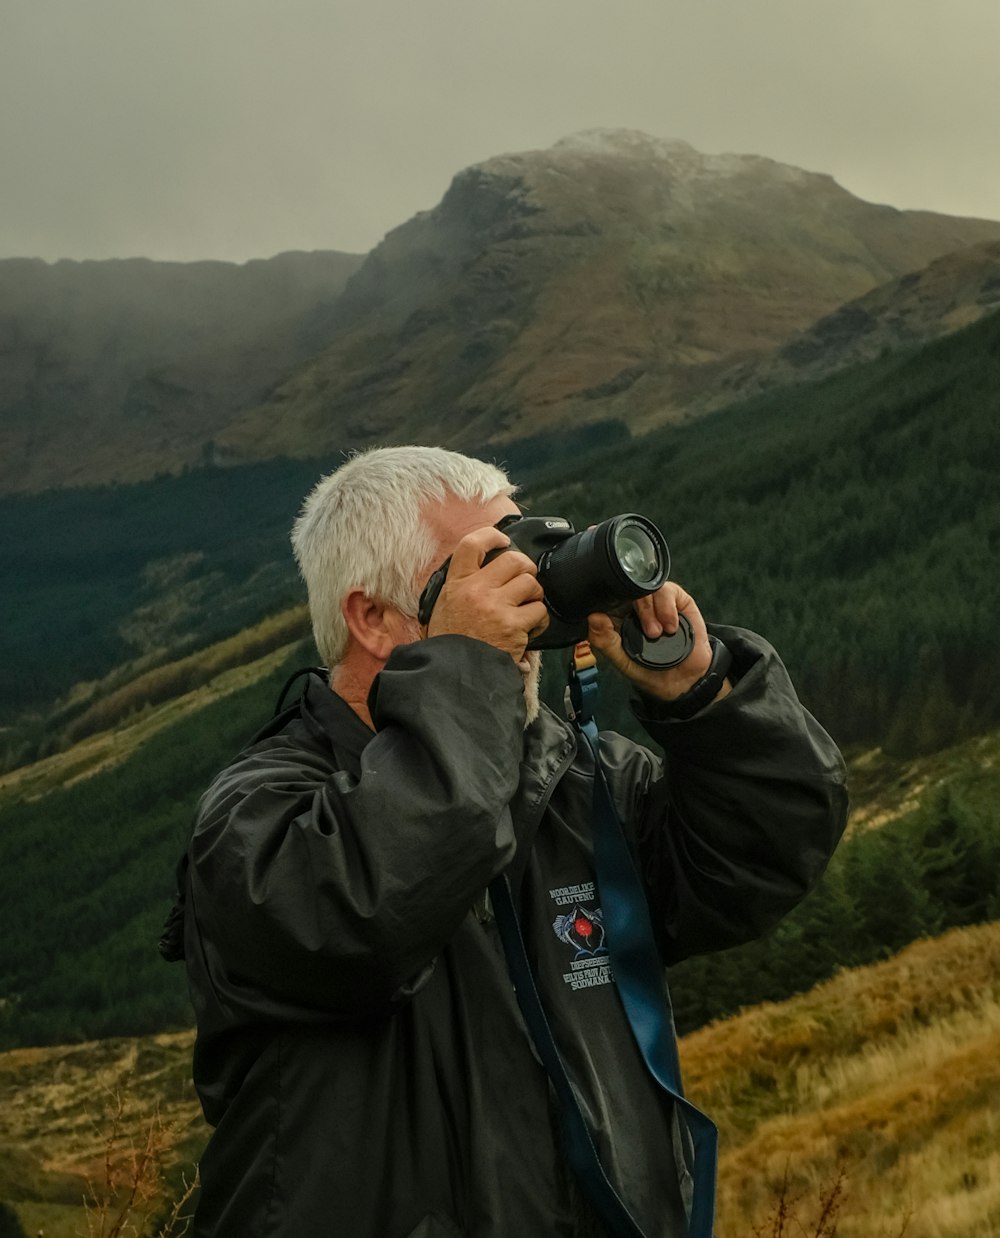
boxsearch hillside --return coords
[527,304,1000,756]
[0,423,620,747]
[728,237,1000,401]
[2,306,1000,1052]
[3,301,1000,763]
[0,249,364,494]
[214,129,1000,463]
[688,920,1000,1236]
[0,637,312,1050]
[2,921,997,1237]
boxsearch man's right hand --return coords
[424,527,548,662]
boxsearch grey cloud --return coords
[1,0,997,262]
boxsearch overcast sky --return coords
[3,0,999,264]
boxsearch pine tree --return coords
[0,1202,27,1238]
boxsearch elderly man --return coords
[178,446,847,1238]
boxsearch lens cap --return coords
[620,613,695,670]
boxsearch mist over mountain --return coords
[0,250,364,493]
[3,131,1000,494]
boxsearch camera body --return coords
[418,512,695,669]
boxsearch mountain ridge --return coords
[723,237,1000,401]
[207,129,1000,459]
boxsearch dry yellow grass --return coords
[4,924,998,1236]
[64,606,310,743]
[0,636,302,805]
[0,1032,203,1238]
[0,1032,199,1182]
[683,921,1000,1236]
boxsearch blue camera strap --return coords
[490,875,648,1236]
[489,644,718,1238]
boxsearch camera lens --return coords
[536,513,670,624]
[614,522,661,588]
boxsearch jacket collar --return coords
[300,671,373,778]
[298,670,578,803]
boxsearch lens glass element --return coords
[614,523,661,587]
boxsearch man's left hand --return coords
[587,582,731,705]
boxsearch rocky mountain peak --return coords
[471,130,822,196]
[551,128,697,160]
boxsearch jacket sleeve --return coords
[186,636,526,1021]
[607,624,849,966]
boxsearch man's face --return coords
[416,491,543,724]
[421,490,522,561]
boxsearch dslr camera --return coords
[417,512,694,669]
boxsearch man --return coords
[179,445,848,1238]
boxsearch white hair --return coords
[291,445,515,667]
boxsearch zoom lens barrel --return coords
[536,514,670,622]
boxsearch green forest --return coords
[0,651,305,1048]
[0,458,323,734]
[532,307,1000,757]
[1,308,999,1050]
[668,755,1000,1032]
[0,421,626,770]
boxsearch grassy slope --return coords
[2,923,997,1237]
[0,635,313,1050]
[685,920,1000,1236]
[0,610,309,804]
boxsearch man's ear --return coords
[341,589,401,662]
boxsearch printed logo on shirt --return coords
[549,884,614,992]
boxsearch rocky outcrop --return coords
[724,240,1000,399]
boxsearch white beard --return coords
[522,650,543,727]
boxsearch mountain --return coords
[0,249,364,493]
[4,133,1000,495]
[212,130,1000,462]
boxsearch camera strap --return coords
[490,644,718,1238]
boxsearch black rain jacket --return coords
[182,627,848,1238]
